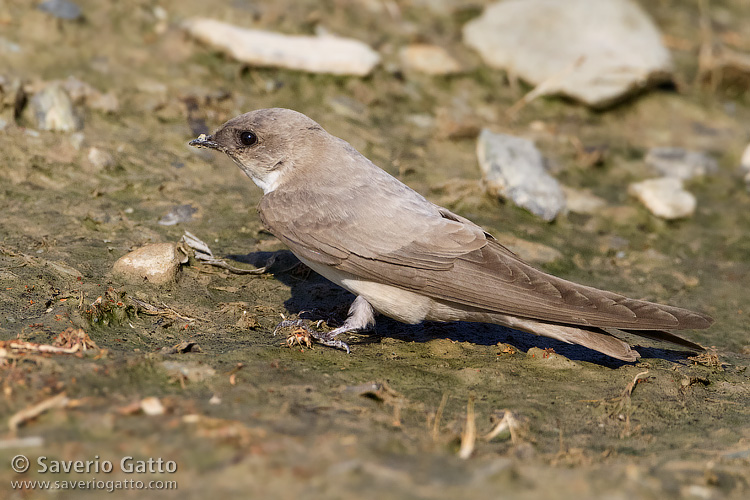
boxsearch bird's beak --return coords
[189,134,222,151]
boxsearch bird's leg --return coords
[311,296,376,353]
[325,295,376,337]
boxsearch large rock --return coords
[184,18,380,76]
[476,129,566,221]
[463,0,673,108]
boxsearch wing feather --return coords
[259,155,712,331]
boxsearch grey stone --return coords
[159,204,199,226]
[463,0,672,108]
[476,129,566,221]
[645,147,718,180]
[38,0,82,20]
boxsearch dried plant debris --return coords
[8,392,69,432]
[484,410,524,444]
[688,351,724,369]
[0,328,98,360]
[181,231,275,275]
[458,394,477,459]
[128,296,200,323]
[82,288,133,326]
[159,341,202,355]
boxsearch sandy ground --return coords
[1,1,749,498]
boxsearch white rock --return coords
[463,0,672,108]
[476,129,566,221]
[112,242,188,285]
[628,177,696,219]
[87,147,114,169]
[30,84,82,132]
[399,44,461,75]
[183,18,380,76]
[140,397,165,416]
[645,147,718,180]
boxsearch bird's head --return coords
[189,108,324,194]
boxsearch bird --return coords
[189,108,713,362]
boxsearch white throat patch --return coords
[249,170,283,194]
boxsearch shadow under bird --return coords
[189,108,713,362]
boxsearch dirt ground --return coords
[1,0,749,498]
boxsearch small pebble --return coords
[159,204,199,226]
[112,242,188,285]
[628,177,696,219]
[29,84,82,132]
[140,397,165,416]
[740,143,750,183]
[645,147,718,180]
[69,132,85,150]
[87,147,114,169]
[399,44,461,75]
[38,0,82,20]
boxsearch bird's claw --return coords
[273,318,350,353]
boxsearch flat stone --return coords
[628,177,696,219]
[463,0,672,108]
[645,147,718,180]
[183,18,380,76]
[112,242,188,285]
[399,44,461,75]
[476,129,566,221]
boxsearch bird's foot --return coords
[273,317,350,353]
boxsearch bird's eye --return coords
[239,131,257,146]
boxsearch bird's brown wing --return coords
[259,163,712,332]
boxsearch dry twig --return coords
[8,393,69,432]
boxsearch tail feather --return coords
[619,328,704,351]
